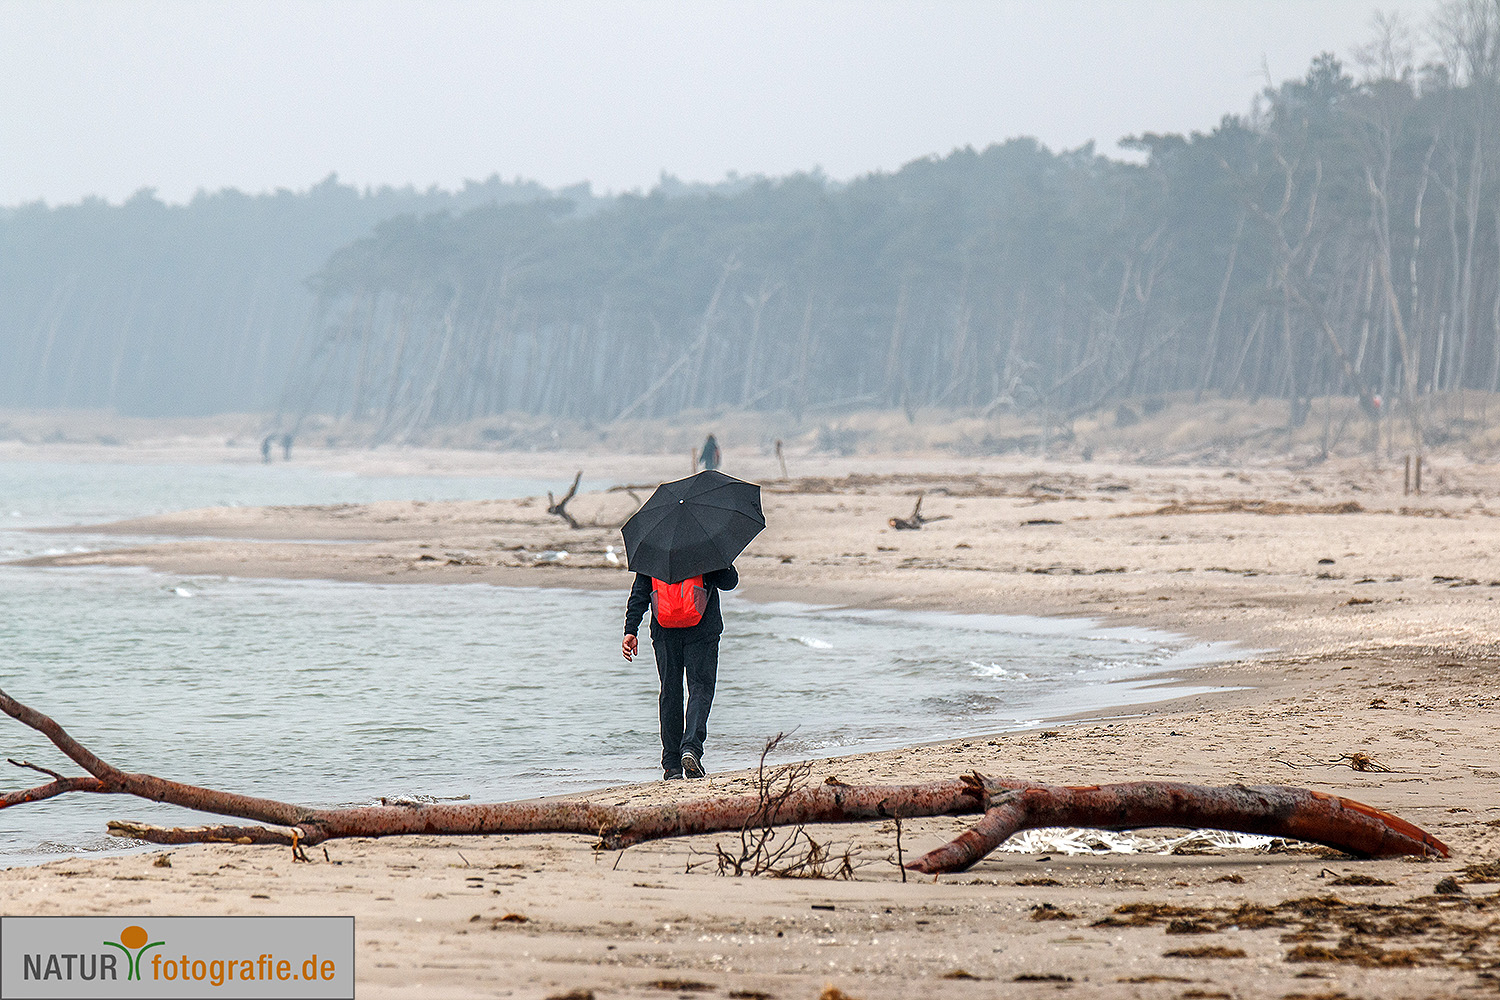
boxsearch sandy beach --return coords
[6,445,1500,998]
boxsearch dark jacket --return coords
[624,566,738,640]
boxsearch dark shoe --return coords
[681,750,705,779]
[663,769,684,780]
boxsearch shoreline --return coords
[4,453,1500,997]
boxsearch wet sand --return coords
[7,451,1500,998]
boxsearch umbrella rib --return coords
[684,478,741,499]
[680,504,738,569]
[681,504,762,567]
[685,496,765,523]
[622,504,676,542]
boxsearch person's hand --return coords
[622,634,638,661]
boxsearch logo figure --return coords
[103,925,163,981]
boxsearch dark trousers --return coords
[651,631,719,770]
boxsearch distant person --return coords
[280,433,294,461]
[260,435,274,464]
[699,434,721,472]
[622,564,739,780]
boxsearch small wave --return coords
[348,724,439,736]
[967,661,1030,680]
[998,826,1274,856]
[787,635,832,649]
[368,792,472,806]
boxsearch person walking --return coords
[618,470,763,781]
[699,434,721,472]
[622,564,738,779]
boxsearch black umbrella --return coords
[620,471,764,583]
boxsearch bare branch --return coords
[8,757,65,781]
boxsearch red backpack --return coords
[651,576,708,628]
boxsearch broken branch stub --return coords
[0,689,1448,870]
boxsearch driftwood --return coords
[888,492,952,530]
[0,689,1448,871]
[545,479,646,531]
[546,471,582,529]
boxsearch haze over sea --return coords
[0,459,1232,865]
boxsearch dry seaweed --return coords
[1328,874,1393,886]
[1029,903,1076,921]
[1166,919,1217,935]
[1163,945,1248,959]
[1093,902,1209,928]
[1284,940,1438,967]
[1090,889,1500,978]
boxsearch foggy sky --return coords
[1,0,1441,207]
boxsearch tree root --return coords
[0,688,1448,871]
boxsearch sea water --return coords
[0,459,1233,865]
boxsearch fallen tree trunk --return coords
[0,689,1448,871]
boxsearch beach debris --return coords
[1162,945,1246,959]
[1462,859,1500,882]
[687,736,862,880]
[0,689,1449,871]
[1332,752,1391,773]
[546,471,582,529]
[888,492,951,531]
[1029,903,1075,921]
[646,979,714,992]
[1094,891,1500,969]
[1124,499,1364,518]
[1433,876,1465,895]
[1328,873,1392,886]
[532,550,569,564]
